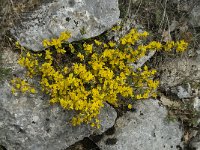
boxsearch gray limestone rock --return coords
[0,82,117,150]
[11,0,120,51]
[190,133,200,150]
[97,99,183,150]
[0,49,117,150]
[159,55,200,88]
[194,97,200,111]
[169,84,192,99]
[189,5,200,27]
[176,85,192,99]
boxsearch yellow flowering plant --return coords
[11,28,188,128]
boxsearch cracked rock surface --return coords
[11,0,120,51]
[97,99,183,150]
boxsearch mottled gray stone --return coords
[97,99,183,150]
[131,51,156,69]
[11,0,120,51]
[176,85,192,99]
[0,82,117,150]
[0,49,117,150]
[190,133,200,150]
[189,5,200,27]
[159,55,200,88]
[194,97,200,111]
[169,84,192,99]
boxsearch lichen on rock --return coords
[11,0,120,51]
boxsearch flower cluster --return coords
[11,28,188,128]
[163,40,188,52]
[175,40,188,52]
[11,77,36,94]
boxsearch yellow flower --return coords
[21,86,29,93]
[15,41,20,48]
[11,88,16,94]
[108,41,116,47]
[91,61,104,70]
[94,40,102,45]
[142,31,149,37]
[63,66,68,74]
[163,41,175,51]
[120,38,126,45]
[37,53,42,57]
[128,104,133,109]
[43,39,50,47]
[112,25,121,31]
[56,48,66,54]
[59,31,71,41]
[91,123,95,127]
[103,43,108,48]
[16,84,21,89]
[50,98,59,104]
[27,52,31,57]
[144,65,148,71]
[83,43,93,53]
[51,39,62,48]
[176,40,188,52]
[45,50,53,60]
[77,53,84,61]
[60,99,68,109]
[136,94,142,99]
[102,49,112,58]
[30,88,36,94]
[69,44,75,53]
[147,41,162,50]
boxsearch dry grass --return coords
[119,0,199,43]
[118,0,200,149]
[0,0,42,38]
[0,0,42,84]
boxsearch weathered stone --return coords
[0,49,117,150]
[176,85,192,99]
[0,82,117,150]
[97,99,183,150]
[159,50,200,149]
[11,0,120,51]
[194,97,200,111]
[190,133,200,150]
[169,84,192,99]
[189,5,200,27]
[159,55,200,88]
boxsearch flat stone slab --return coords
[190,133,200,150]
[97,99,184,150]
[190,5,200,27]
[11,0,120,51]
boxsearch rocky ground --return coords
[0,0,200,150]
